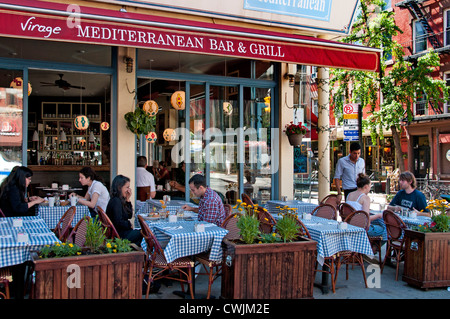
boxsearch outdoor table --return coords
[135,199,198,228]
[265,200,318,215]
[0,216,60,268]
[139,220,228,263]
[36,203,91,229]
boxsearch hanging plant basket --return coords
[287,134,303,146]
[124,107,156,137]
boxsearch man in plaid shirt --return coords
[182,174,226,226]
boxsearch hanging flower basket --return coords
[288,134,304,146]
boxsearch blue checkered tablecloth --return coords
[139,220,228,263]
[36,204,91,229]
[0,216,60,268]
[135,199,198,228]
[271,215,373,266]
[265,200,318,216]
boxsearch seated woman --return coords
[0,166,44,217]
[70,167,110,217]
[346,173,384,237]
[106,175,142,246]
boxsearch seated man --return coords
[136,156,156,200]
[387,171,429,216]
[181,174,226,226]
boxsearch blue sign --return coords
[244,0,332,21]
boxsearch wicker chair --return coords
[66,216,90,247]
[334,210,370,288]
[241,193,254,206]
[312,204,337,220]
[381,209,407,280]
[138,215,194,299]
[53,206,76,242]
[224,204,232,218]
[320,194,341,210]
[295,217,312,239]
[338,203,356,221]
[137,186,151,201]
[96,207,120,239]
[221,212,242,240]
[0,208,5,218]
[0,267,11,299]
[256,206,277,234]
[195,252,222,299]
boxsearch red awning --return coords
[439,133,450,144]
[0,0,380,72]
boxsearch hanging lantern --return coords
[163,128,176,141]
[146,131,157,143]
[142,100,159,116]
[170,91,185,110]
[10,77,32,96]
[100,122,110,131]
[74,115,89,130]
[223,102,233,115]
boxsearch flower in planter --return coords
[283,121,307,136]
[275,206,300,242]
[417,213,450,233]
[39,242,82,259]
[424,199,450,217]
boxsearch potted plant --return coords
[31,217,145,299]
[221,201,317,299]
[402,199,450,289]
[124,106,156,137]
[284,121,307,146]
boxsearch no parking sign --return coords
[343,103,359,141]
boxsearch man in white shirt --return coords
[136,156,156,199]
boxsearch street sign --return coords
[343,103,359,141]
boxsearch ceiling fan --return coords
[40,74,86,90]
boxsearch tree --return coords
[330,0,448,172]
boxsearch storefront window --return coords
[0,70,23,182]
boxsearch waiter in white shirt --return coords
[136,156,156,200]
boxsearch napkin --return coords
[0,234,13,239]
[162,226,183,230]
[202,224,215,228]
[29,232,54,237]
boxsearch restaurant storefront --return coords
[0,0,380,203]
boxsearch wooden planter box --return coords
[221,238,317,299]
[31,245,145,299]
[402,229,450,289]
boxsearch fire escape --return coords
[396,0,450,115]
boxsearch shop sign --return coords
[0,7,379,72]
[244,0,332,21]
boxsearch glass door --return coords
[0,69,25,182]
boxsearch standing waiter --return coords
[333,142,365,202]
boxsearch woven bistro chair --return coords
[295,217,312,240]
[221,212,242,241]
[96,207,120,240]
[53,206,76,242]
[241,193,255,206]
[0,208,5,218]
[138,215,194,299]
[338,203,356,221]
[334,210,370,288]
[66,216,90,247]
[312,204,337,220]
[0,267,12,299]
[320,194,341,210]
[381,209,407,281]
[256,206,277,234]
[224,204,232,219]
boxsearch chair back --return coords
[295,217,311,239]
[137,186,151,201]
[224,204,232,218]
[320,194,341,209]
[0,208,5,218]
[338,203,356,221]
[256,206,276,234]
[67,216,90,247]
[137,215,165,260]
[312,204,337,220]
[241,193,254,206]
[221,213,242,240]
[383,209,407,241]
[54,206,76,241]
[344,210,370,231]
[96,207,121,239]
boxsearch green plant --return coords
[124,106,156,136]
[85,217,107,253]
[283,121,307,136]
[236,213,260,244]
[39,242,82,259]
[416,214,450,233]
[105,238,133,253]
[275,210,300,243]
[259,232,282,244]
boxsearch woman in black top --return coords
[106,175,142,246]
[0,166,44,217]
